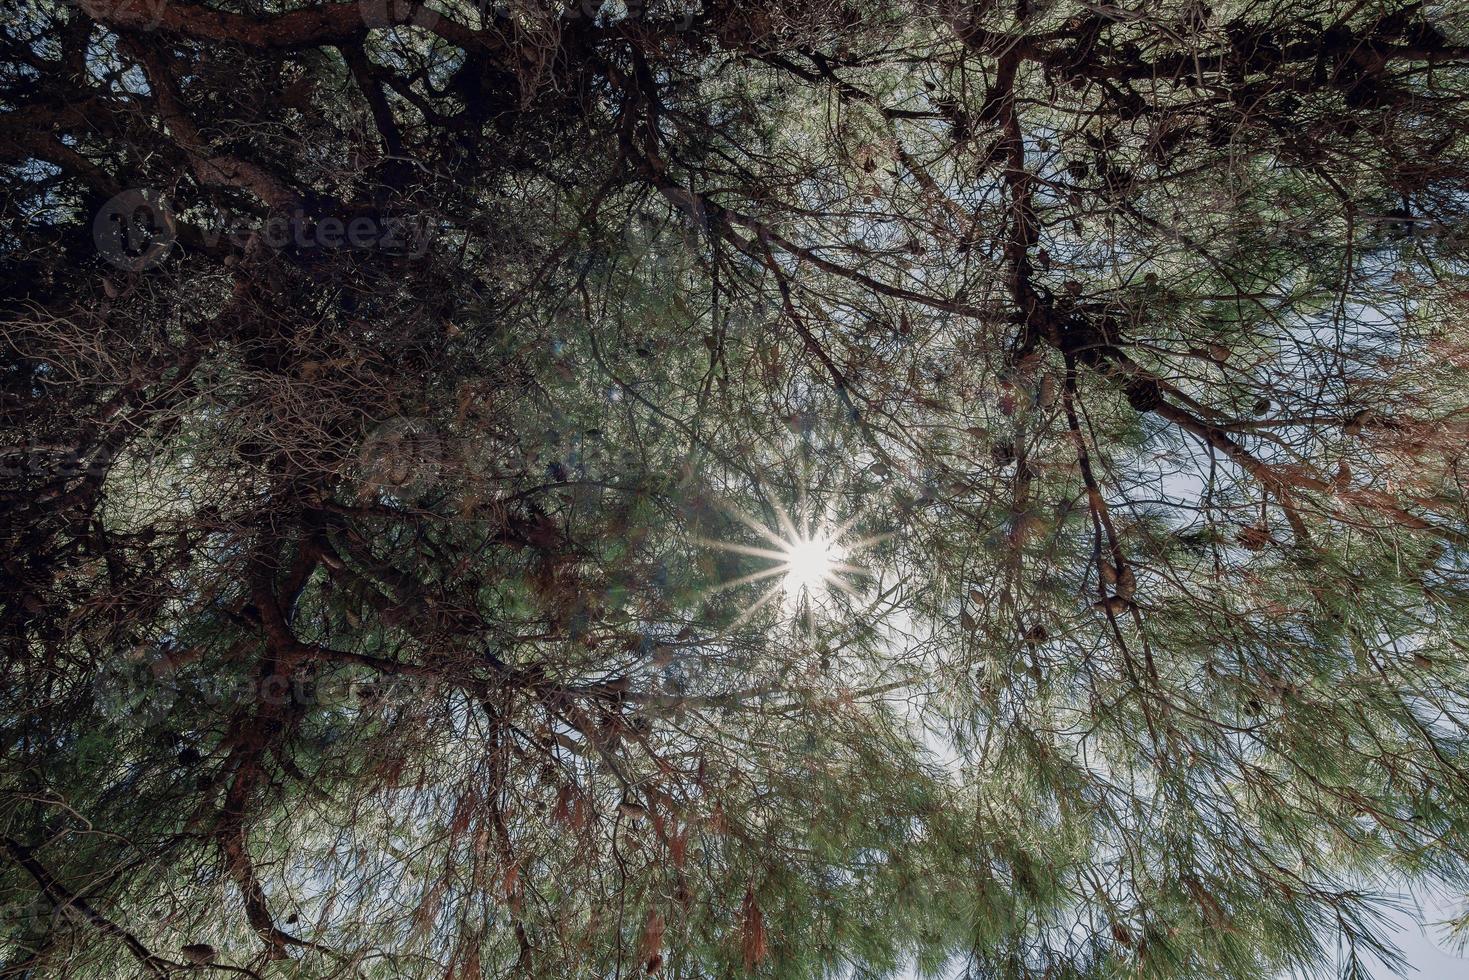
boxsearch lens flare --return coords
[781,530,842,600]
[695,500,882,629]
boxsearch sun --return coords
[695,499,879,627]
[780,530,843,600]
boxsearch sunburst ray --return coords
[695,496,877,626]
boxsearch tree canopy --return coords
[6,0,1469,976]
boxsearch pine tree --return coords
[5,0,1469,976]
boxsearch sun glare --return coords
[695,499,882,629]
[781,531,842,599]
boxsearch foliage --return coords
[5,0,1469,976]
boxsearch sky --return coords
[1358,894,1468,980]
[883,890,1469,979]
